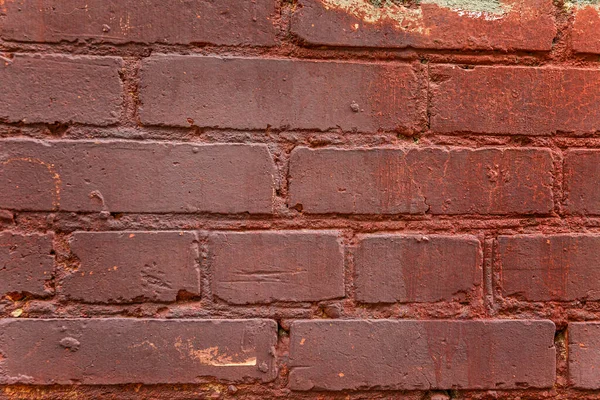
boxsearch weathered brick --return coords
[569,323,600,389]
[0,319,277,384]
[0,140,276,214]
[498,234,600,301]
[0,0,277,46]
[63,232,199,303]
[139,56,424,132]
[291,0,555,51]
[355,235,482,303]
[430,65,600,135]
[0,54,122,125]
[0,233,53,296]
[210,231,344,304]
[564,150,600,215]
[289,147,553,215]
[573,5,600,54]
[289,320,556,391]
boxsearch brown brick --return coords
[564,150,600,215]
[289,320,556,391]
[63,232,199,303]
[139,56,425,132]
[355,235,482,303]
[573,5,600,54]
[0,140,276,214]
[0,233,53,296]
[0,0,277,46]
[291,0,555,51]
[289,147,553,215]
[210,231,344,304]
[569,323,600,389]
[430,65,600,135]
[0,54,122,125]
[498,234,600,301]
[0,319,277,384]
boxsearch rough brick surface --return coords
[0,140,276,213]
[0,0,278,46]
[63,232,199,304]
[0,319,277,384]
[498,234,600,301]
[289,320,556,391]
[430,65,600,135]
[564,150,600,215]
[0,233,53,297]
[569,323,600,389]
[210,231,344,304]
[355,235,482,303]
[291,0,555,51]
[139,56,425,132]
[289,147,553,215]
[0,54,122,125]
[573,5,600,54]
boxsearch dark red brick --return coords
[564,150,600,215]
[498,234,600,301]
[289,320,556,390]
[210,231,344,304]
[139,56,425,132]
[0,319,277,384]
[63,232,199,303]
[0,140,276,213]
[0,0,277,46]
[0,54,122,125]
[289,147,553,215]
[355,234,482,303]
[573,5,600,54]
[430,65,600,135]
[0,233,53,296]
[569,323,600,389]
[291,0,555,51]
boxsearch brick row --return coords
[0,319,277,384]
[289,320,556,390]
[0,0,278,46]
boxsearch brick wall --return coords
[1,0,600,399]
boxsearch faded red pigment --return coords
[1,0,600,399]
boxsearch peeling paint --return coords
[175,338,257,367]
[320,0,511,30]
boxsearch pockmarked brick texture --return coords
[0,0,598,398]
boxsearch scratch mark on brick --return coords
[174,338,257,367]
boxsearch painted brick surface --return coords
[210,231,344,304]
[64,232,200,303]
[139,56,425,132]
[0,0,278,46]
[564,150,600,215]
[572,5,600,54]
[0,319,278,384]
[355,234,482,303]
[289,320,556,390]
[569,323,600,389]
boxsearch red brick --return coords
[569,323,600,388]
[0,0,277,46]
[0,233,53,297]
[430,65,600,135]
[564,150,600,215]
[355,234,482,303]
[63,232,199,304]
[498,234,600,301]
[139,56,425,132]
[292,0,555,51]
[289,147,553,215]
[0,54,122,125]
[210,231,344,304]
[573,5,600,54]
[0,319,277,384]
[289,320,556,390]
[0,140,276,214]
